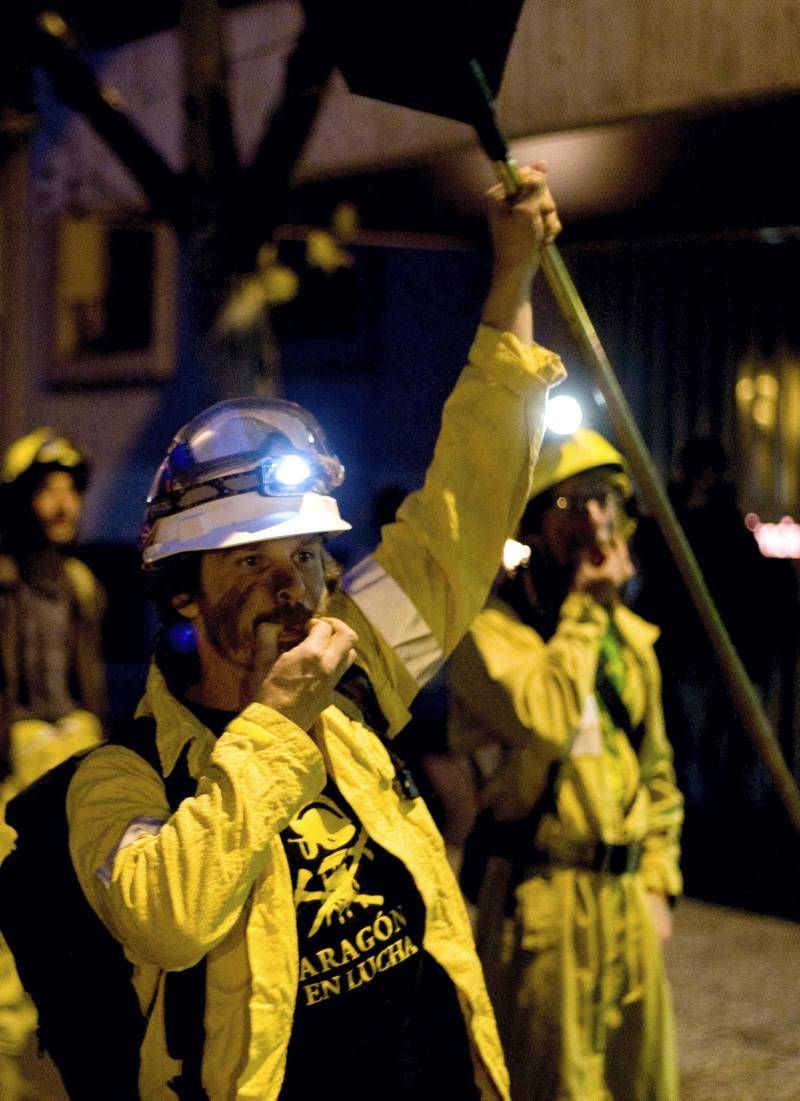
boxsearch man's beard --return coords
[201,585,327,668]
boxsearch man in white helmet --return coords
[66,167,565,1100]
[448,428,684,1100]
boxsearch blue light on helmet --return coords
[272,453,313,488]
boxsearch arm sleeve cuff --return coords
[470,326,566,392]
[226,703,323,767]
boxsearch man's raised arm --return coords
[339,165,566,719]
[481,163,560,342]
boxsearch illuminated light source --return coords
[745,513,800,559]
[546,394,583,435]
[755,373,779,399]
[502,538,531,572]
[751,398,776,430]
[167,621,197,654]
[273,454,312,487]
[735,378,755,404]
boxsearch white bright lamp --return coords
[273,454,313,487]
[546,394,583,435]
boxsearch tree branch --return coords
[33,11,182,221]
[232,15,335,270]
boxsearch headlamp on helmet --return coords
[142,398,350,566]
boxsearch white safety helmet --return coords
[141,398,351,567]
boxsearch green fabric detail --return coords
[596,624,629,756]
[600,623,626,696]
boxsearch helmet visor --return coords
[146,398,345,521]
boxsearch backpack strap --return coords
[594,668,646,757]
[335,664,421,800]
[111,716,198,810]
[163,742,209,1100]
[111,714,160,769]
[111,718,209,1100]
[334,664,388,735]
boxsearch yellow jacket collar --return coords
[135,660,216,778]
[614,603,660,649]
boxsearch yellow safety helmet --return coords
[1,428,89,492]
[529,428,631,501]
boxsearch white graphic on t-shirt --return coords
[288,795,384,937]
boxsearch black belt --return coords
[528,839,643,877]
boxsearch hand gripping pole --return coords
[492,139,800,835]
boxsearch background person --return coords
[0,427,107,788]
[0,427,107,1100]
[448,427,683,1101]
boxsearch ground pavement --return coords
[666,897,800,1099]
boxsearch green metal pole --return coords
[539,238,800,835]
[489,145,800,833]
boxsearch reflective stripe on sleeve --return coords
[342,555,443,685]
[95,816,165,888]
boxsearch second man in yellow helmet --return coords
[448,427,683,1101]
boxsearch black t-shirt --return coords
[184,699,478,1100]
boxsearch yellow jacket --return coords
[448,591,683,899]
[67,327,564,1100]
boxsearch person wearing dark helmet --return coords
[448,428,683,1101]
[65,168,566,1099]
[0,427,107,1098]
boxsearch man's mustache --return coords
[255,604,313,632]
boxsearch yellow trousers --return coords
[483,865,678,1101]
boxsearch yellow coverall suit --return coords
[448,590,683,1101]
[66,327,565,1100]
